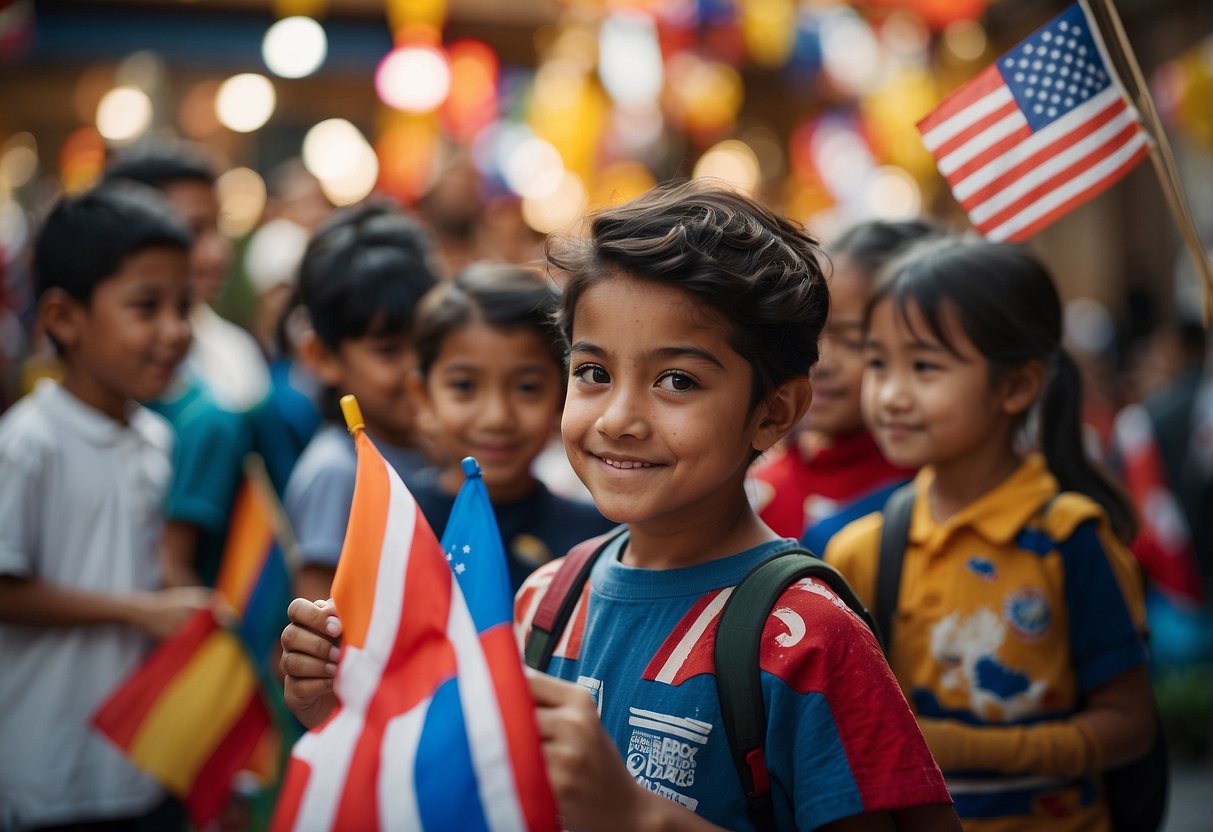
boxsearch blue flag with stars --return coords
[441,456,513,633]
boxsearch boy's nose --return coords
[480,390,516,428]
[595,387,648,440]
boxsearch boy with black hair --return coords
[0,185,211,829]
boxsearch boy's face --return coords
[49,246,192,419]
[561,274,766,532]
[413,321,563,501]
[316,327,418,448]
[806,258,868,436]
[161,179,231,305]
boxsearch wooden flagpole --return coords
[1084,0,1213,325]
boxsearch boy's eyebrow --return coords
[569,341,725,370]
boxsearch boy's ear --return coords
[404,368,438,436]
[298,331,342,387]
[752,376,813,454]
[38,289,85,351]
[999,359,1045,417]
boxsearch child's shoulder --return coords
[1037,490,1107,542]
[0,389,57,465]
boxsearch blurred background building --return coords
[0,0,1212,394]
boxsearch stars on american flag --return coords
[998,10,1109,129]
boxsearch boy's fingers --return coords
[281,622,341,662]
[284,677,334,703]
[527,671,594,710]
[286,597,341,635]
[279,650,337,680]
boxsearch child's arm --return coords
[161,519,202,587]
[0,575,211,639]
[281,596,342,728]
[917,664,1155,776]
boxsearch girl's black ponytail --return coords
[1039,347,1138,543]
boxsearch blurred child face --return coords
[162,179,231,305]
[806,257,868,436]
[862,297,1012,474]
[415,321,563,502]
[320,326,417,447]
[562,274,767,532]
[51,247,192,420]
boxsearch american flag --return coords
[272,438,558,831]
[917,1,1150,242]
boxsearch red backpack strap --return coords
[523,526,627,671]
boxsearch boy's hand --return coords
[132,586,212,639]
[281,597,342,728]
[528,671,723,832]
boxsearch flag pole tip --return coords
[340,395,365,435]
[461,456,482,480]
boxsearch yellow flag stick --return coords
[1084,0,1213,325]
[340,394,365,436]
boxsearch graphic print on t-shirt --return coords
[624,706,713,811]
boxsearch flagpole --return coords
[340,394,365,436]
[1084,0,1213,325]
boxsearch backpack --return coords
[522,529,879,832]
[876,484,1168,832]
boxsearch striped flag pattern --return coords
[917,1,1149,242]
[272,435,558,831]
[1113,404,1204,606]
[93,468,292,824]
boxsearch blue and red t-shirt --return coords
[515,536,951,830]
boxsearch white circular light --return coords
[503,137,565,199]
[263,16,327,79]
[302,118,369,182]
[376,46,451,113]
[318,149,379,207]
[865,166,922,219]
[96,87,153,143]
[216,73,276,133]
[216,167,267,238]
[599,12,664,106]
[521,171,587,234]
[692,140,761,194]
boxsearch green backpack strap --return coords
[875,483,916,655]
[714,549,877,832]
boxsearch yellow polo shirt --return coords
[826,454,1146,831]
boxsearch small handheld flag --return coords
[272,398,558,831]
[917,1,1149,242]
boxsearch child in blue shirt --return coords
[281,183,958,830]
[284,201,441,602]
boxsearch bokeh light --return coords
[864,166,922,219]
[262,16,327,79]
[521,170,586,234]
[942,19,988,63]
[95,86,153,143]
[59,127,107,192]
[821,11,884,95]
[693,139,761,194]
[376,44,451,113]
[302,118,379,206]
[1,133,38,189]
[178,80,222,139]
[503,136,565,199]
[215,73,276,133]
[598,11,663,106]
[215,166,267,238]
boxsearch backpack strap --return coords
[714,549,877,832]
[875,483,916,655]
[523,526,627,672]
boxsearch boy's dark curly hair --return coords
[547,180,829,407]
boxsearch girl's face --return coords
[862,297,1014,474]
[415,320,564,501]
[806,258,868,436]
[561,275,770,534]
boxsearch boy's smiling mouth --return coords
[594,453,659,470]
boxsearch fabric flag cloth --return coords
[94,467,293,825]
[272,437,559,831]
[1113,404,1204,607]
[917,1,1149,242]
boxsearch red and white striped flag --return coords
[272,431,558,831]
[917,1,1150,242]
